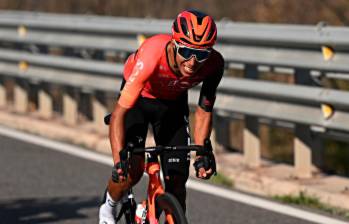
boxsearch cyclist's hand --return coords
[112,160,128,183]
[112,146,129,183]
[194,155,216,179]
[193,139,217,180]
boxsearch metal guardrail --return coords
[2,58,349,133]
[1,10,349,49]
[1,11,349,78]
[214,78,349,130]
[1,11,349,178]
[0,28,138,51]
[0,62,120,92]
[0,49,123,75]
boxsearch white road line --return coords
[0,125,114,166]
[0,125,348,224]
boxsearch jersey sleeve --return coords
[198,54,225,112]
[118,40,160,108]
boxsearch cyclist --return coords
[99,9,224,224]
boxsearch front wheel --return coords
[155,193,188,224]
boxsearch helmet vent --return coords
[179,38,192,45]
[206,26,215,41]
[196,16,204,25]
[180,17,189,37]
[173,20,179,33]
[187,9,205,25]
[194,25,207,42]
[187,9,206,18]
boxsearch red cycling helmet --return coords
[172,9,217,49]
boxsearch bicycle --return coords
[114,141,211,224]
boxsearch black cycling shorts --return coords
[124,94,191,179]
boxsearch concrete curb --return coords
[0,110,349,212]
[215,152,349,210]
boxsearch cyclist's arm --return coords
[109,103,129,164]
[194,106,212,145]
[194,58,224,145]
[110,47,158,164]
[193,106,214,179]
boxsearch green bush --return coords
[208,172,234,188]
[274,191,349,219]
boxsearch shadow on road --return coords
[0,195,100,223]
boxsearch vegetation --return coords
[208,172,234,188]
[324,140,349,176]
[274,191,349,220]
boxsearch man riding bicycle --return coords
[99,9,225,224]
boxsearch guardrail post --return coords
[243,64,261,167]
[63,86,78,125]
[14,79,29,113]
[38,82,53,119]
[294,69,314,178]
[79,90,93,121]
[294,124,313,178]
[92,90,108,133]
[244,116,260,167]
[0,77,6,108]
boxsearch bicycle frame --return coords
[121,142,212,224]
[145,156,174,224]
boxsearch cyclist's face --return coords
[177,54,202,77]
[173,42,208,77]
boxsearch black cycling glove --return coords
[193,138,217,179]
[111,140,142,183]
[112,159,128,183]
[111,143,133,183]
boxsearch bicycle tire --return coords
[117,212,135,224]
[155,193,188,224]
[115,210,133,224]
[116,200,136,224]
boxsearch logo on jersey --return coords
[127,59,144,84]
[167,80,200,89]
[159,73,170,78]
[136,60,144,70]
[159,65,167,71]
[203,99,213,107]
[168,158,180,163]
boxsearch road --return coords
[0,128,344,224]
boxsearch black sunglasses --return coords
[174,41,211,63]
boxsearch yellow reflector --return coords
[17,25,27,37]
[321,46,334,61]
[19,61,29,71]
[137,34,146,46]
[321,104,334,119]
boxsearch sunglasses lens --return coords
[194,50,210,61]
[177,47,193,60]
[177,46,210,62]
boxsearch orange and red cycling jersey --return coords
[118,34,224,112]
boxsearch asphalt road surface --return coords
[0,131,342,224]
